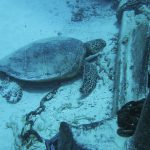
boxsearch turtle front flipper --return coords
[80,62,98,97]
[0,78,22,104]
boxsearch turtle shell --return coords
[0,37,86,81]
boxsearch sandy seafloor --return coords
[0,0,126,149]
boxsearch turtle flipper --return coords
[0,78,22,104]
[80,62,98,97]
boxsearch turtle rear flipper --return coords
[80,62,98,97]
[0,79,22,104]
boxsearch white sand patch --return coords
[72,118,126,150]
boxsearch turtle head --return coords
[84,39,106,56]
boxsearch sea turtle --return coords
[0,37,106,104]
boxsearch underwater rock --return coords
[126,92,150,149]
[58,122,86,150]
[117,99,144,137]
[57,118,125,150]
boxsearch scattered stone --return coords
[71,8,85,22]
[67,0,115,22]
